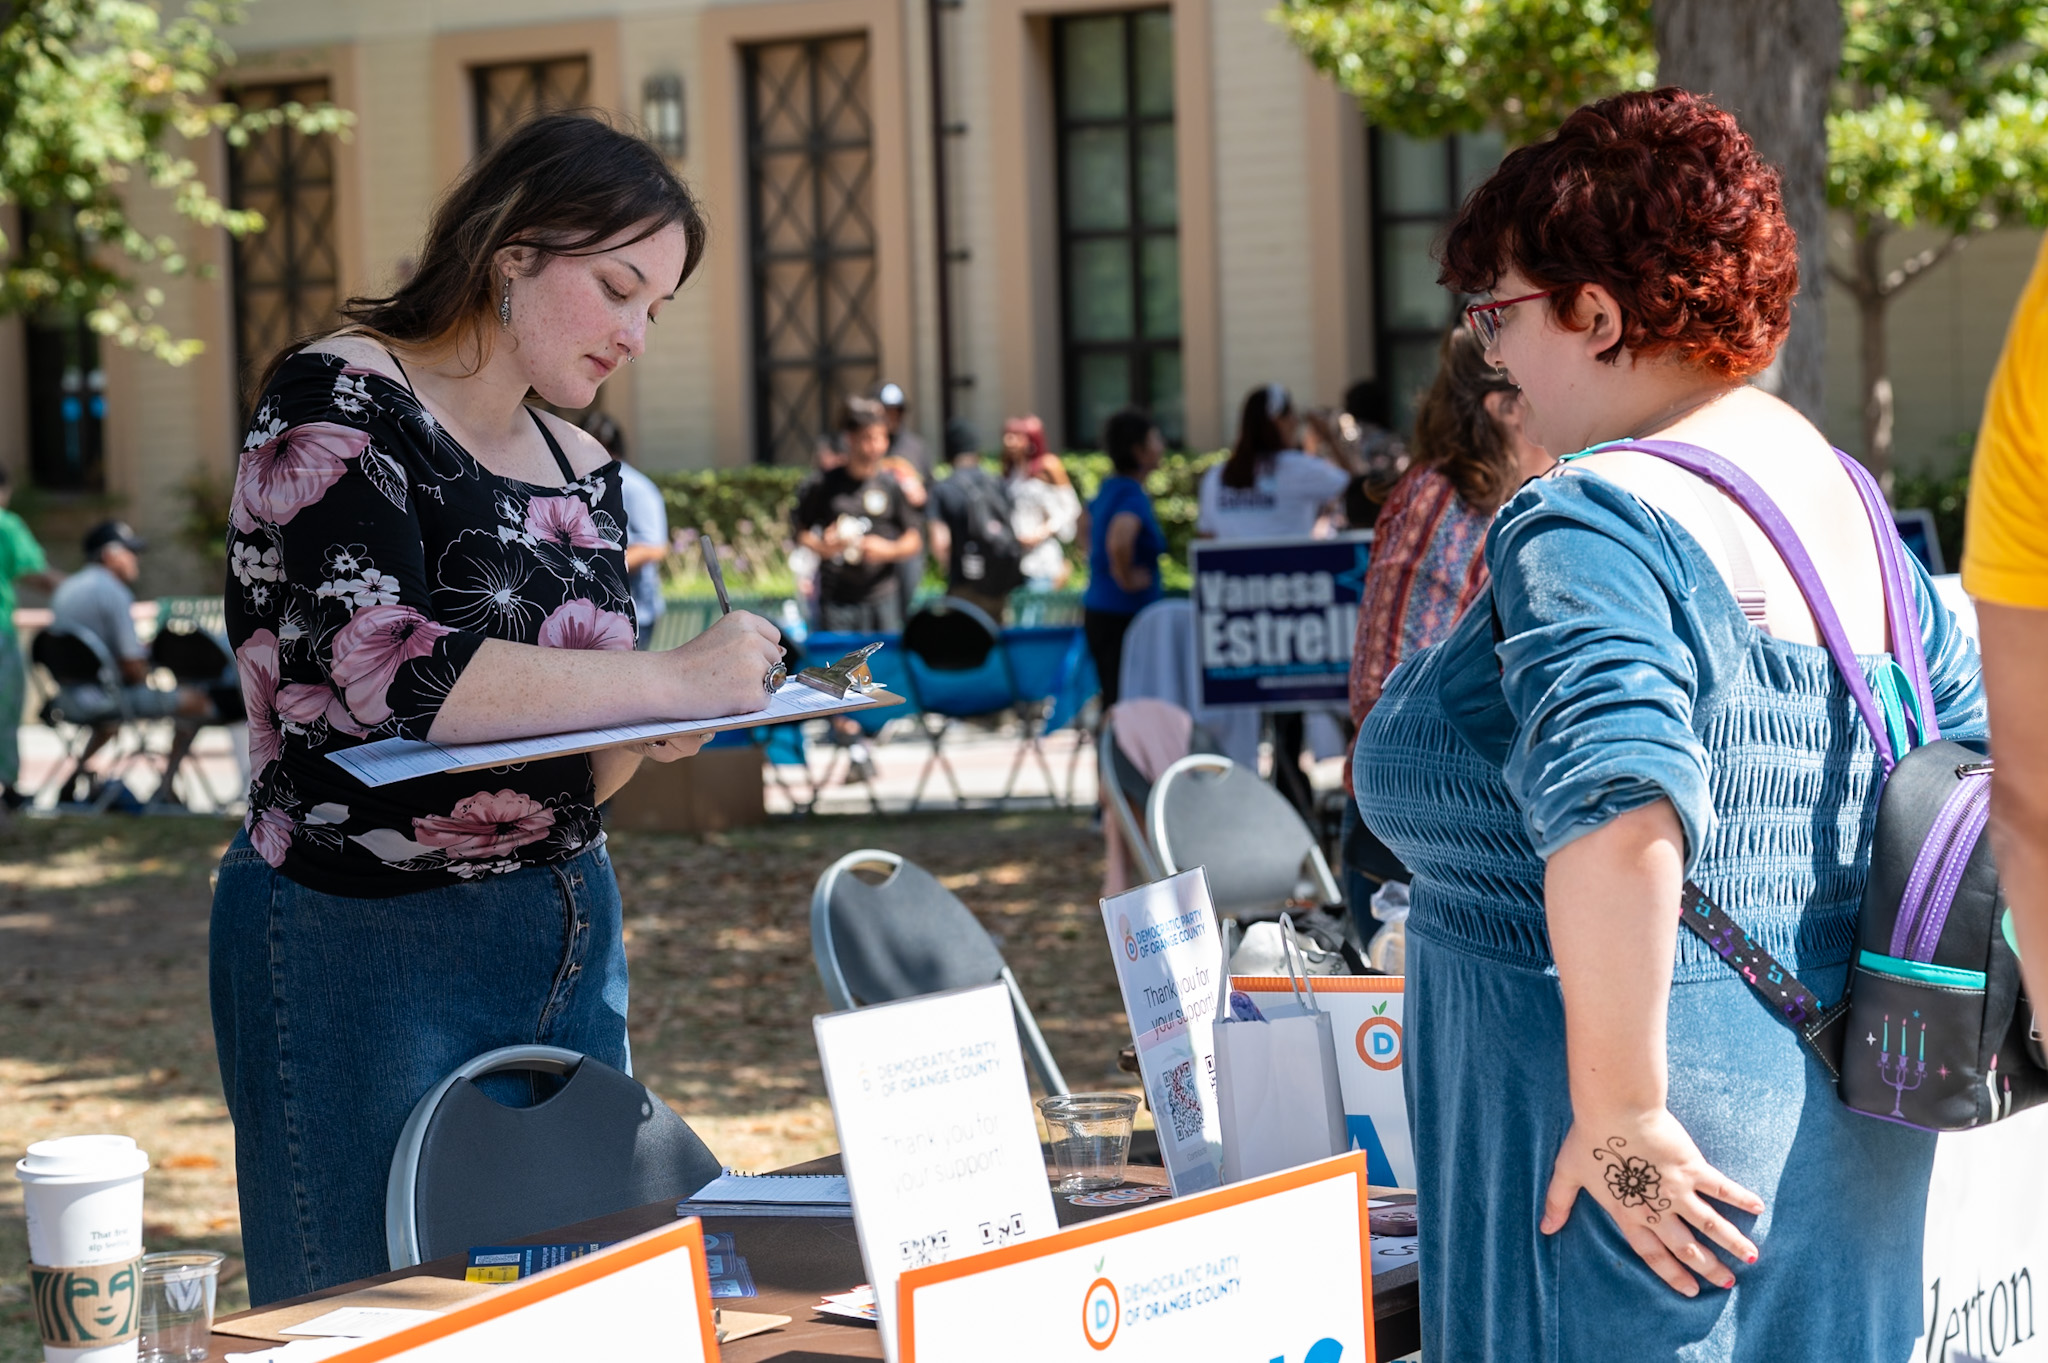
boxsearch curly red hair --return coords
[1439,88,1797,380]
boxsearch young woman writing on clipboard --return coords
[211,114,785,1304]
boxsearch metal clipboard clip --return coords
[794,642,884,698]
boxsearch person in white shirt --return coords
[1197,384,1363,817]
[583,413,669,648]
[1196,383,1360,542]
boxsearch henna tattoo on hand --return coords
[1592,1136,1673,1224]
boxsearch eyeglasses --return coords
[1464,290,1552,349]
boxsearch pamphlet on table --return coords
[1100,868,1226,1194]
[814,981,1060,1362]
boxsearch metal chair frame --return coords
[1098,717,1165,884]
[900,597,1060,811]
[810,849,1069,1095]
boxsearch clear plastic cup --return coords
[1037,1093,1140,1192]
[137,1252,223,1363]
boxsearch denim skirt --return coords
[209,831,630,1306]
[1405,931,1936,1362]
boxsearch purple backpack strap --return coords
[1831,450,1939,741]
[1595,439,1900,768]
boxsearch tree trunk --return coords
[1654,0,1841,429]
[1850,223,1896,490]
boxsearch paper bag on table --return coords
[1214,914,1348,1184]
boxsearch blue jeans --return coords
[209,831,631,1306]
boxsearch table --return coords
[208,1155,1420,1360]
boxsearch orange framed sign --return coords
[897,1151,1373,1363]
[322,1219,718,1362]
[1233,974,1411,1189]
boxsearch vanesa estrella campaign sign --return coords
[1188,533,1371,711]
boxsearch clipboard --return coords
[327,684,904,788]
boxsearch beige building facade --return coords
[0,0,2032,591]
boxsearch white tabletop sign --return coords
[814,982,1060,1361]
[898,1150,1373,1363]
[1232,975,1413,1189]
[1101,869,1225,1195]
[320,1220,716,1362]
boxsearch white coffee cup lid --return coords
[15,1134,150,1184]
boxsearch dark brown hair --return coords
[1439,88,1795,379]
[1222,383,1294,490]
[255,111,705,403]
[1410,327,1523,515]
[839,395,889,435]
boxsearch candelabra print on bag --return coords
[1877,1012,1927,1118]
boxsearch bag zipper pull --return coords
[1956,760,1995,778]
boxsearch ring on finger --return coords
[763,662,788,693]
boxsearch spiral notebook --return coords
[676,1170,853,1219]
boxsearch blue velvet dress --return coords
[1353,474,1986,1361]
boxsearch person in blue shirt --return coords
[1081,408,1165,708]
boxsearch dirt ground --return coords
[0,809,1133,1361]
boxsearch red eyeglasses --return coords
[1465,291,1552,348]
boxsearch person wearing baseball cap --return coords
[48,518,215,802]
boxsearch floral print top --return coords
[226,350,635,896]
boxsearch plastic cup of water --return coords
[1037,1093,1140,1193]
[137,1252,223,1363]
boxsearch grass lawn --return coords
[0,808,1128,1360]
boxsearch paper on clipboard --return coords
[327,684,901,788]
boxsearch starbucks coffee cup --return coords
[16,1135,150,1363]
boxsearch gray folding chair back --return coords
[810,849,1069,1094]
[1147,754,1342,921]
[384,1045,722,1269]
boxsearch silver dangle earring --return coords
[499,276,512,329]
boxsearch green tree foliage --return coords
[0,0,350,363]
[1276,0,2048,481]
[1278,0,1656,143]
[1829,0,2048,478]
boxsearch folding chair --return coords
[900,598,1054,810]
[385,1045,721,1269]
[30,624,154,811]
[1147,754,1343,922]
[146,620,239,811]
[1099,701,1223,887]
[810,849,1069,1095]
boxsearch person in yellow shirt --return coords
[1965,231,2048,1008]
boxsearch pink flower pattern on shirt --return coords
[231,421,373,532]
[224,352,631,887]
[412,789,558,859]
[537,598,636,652]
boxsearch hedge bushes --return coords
[652,450,1226,596]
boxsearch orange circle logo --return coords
[1356,1016,1403,1071]
[1081,1277,1120,1350]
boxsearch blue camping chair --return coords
[897,598,1053,810]
[1000,626,1098,807]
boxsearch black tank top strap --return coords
[385,351,422,398]
[526,407,578,483]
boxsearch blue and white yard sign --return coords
[1189,533,1372,711]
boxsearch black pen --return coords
[700,536,732,616]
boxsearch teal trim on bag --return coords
[1870,660,1924,760]
[1858,950,1986,990]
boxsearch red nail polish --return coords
[1745,1254,1757,1265]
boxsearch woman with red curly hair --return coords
[1353,89,1986,1358]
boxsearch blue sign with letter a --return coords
[1189,534,1372,711]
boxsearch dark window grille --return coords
[1369,126,1503,434]
[1053,8,1180,450]
[24,311,105,494]
[226,79,340,408]
[472,56,592,154]
[743,34,880,467]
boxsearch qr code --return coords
[1164,1058,1202,1142]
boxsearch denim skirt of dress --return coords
[209,830,631,1306]
[1405,931,1936,1362]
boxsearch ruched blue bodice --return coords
[1355,473,1987,983]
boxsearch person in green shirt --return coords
[0,467,62,809]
